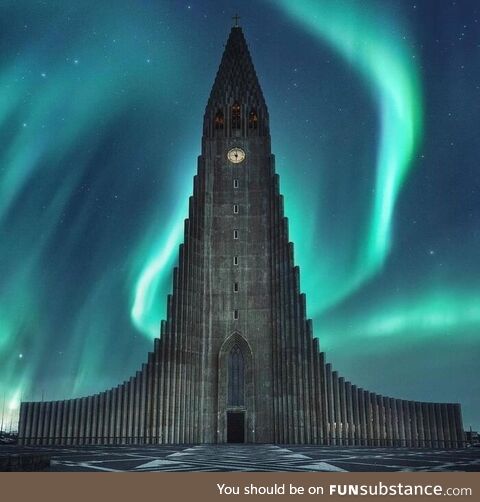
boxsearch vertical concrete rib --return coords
[128,377,135,444]
[73,399,81,445]
[416,402,425,447]
[441,404,452,448]
[338,377,347,445]
[383,397,392,447]
[390,398,398,447]
[351,385,359,445]
[325,364,333,445]
[453,404,464,448]
[77,398,85,445]
[409,401,418,447]
[116,386,123,444]
[96,393,104,444]
[54,401,64,445]
[140,365,147,444]
[18,402,28,445]
[22,403,32,445]
[345,382,354,446]
[358,389,367,446]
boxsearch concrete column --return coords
[365,392,374,445]
[381,397,393,447]
[311,339,320,444]
[18,402,28,445]
[32,402,41,445]
[140,364,147,444]
[423,403,437,448]
[121,383,129,444]
[306,328,316,444]
[422,403,432,448]
[97,392,106,444]
[134,373,141,443]
[84,397,92,445]
[453,404,464,448]
[77,398,85,445]
[128,377,135,444]
[416,402,425,447]
[403,400,412,447]
[434,403,445,448]
[41,402,50,445]
[377,395,386,446]
[151,341,160,443]
[60,400,69,445]
[91,395,99,444]
[441,404,452,448]
[409,401,418,447]
[332,371,341,445]
[390,398,399,447]
[102,392,109,444]
[446,404,458,448]
[106,389,115,445]
[358,389,367,446]
[54,401,63,445]
[325,363,334,445]
[64,400,73,445]
[395,399,405,447]
[351,385,359,445]
[22,402,32,445]
[318,352,328,444]
[338,377,347,445]
[370,393,379,446]
[158,322,167,443]
[116,385,124,444]
[345,382,354,446]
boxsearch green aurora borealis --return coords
[1,0,479,431]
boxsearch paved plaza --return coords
[1,444,479,472]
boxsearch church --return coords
[18,25,464,447]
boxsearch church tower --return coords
[18,25,464,448]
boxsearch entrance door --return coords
[227,411,245,443]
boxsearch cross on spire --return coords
[232,13,241,27]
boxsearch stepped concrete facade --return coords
[18,26,464,447]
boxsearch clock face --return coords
[227,147,246,164]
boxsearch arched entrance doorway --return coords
[217,333,254,443]
[227,345,245,442]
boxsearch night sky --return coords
[1,0,479,432]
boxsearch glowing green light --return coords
[271,0,423,308]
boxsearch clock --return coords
[227,147,246,164]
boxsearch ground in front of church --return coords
[1,444,479,472]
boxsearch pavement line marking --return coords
[302,462,348,472]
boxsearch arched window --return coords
[214,110,224,129]
[231,102,241,129]
[228,345,244,406]
[248,109,258,129]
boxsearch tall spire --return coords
[203,26,269,138]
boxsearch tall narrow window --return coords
[214,110,224,129]
[233,179,239,189]
[228,345,244,406]
[231,102,241,129]
[233,204,238,214]
[233,310,239,320]
[233,256,238,265]
[233,229,238,239]
[248,108,258,129]
[234,282,239,292]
